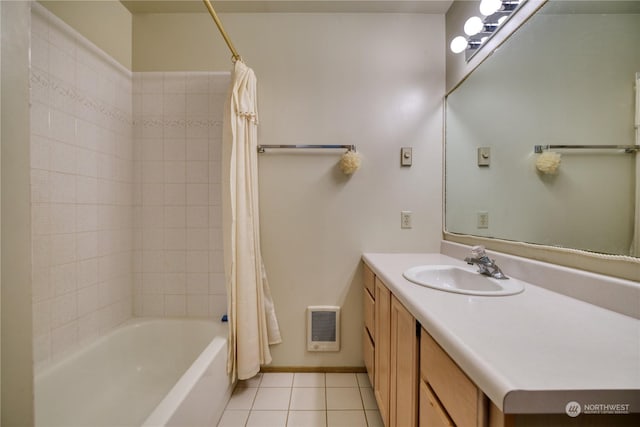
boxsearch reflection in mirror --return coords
[445,0,640,257]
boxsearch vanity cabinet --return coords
[364,265,419,427]
[363,257,640,427]
[363,265,375,386]
[374,275,391,426]
[420,329,487,427]
[390,295,419,427]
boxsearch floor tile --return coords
[252,387,292,410]
[327,410,367,427]
[287,410,327,427]
[356,373,371,388]
[217,409,249,427]
[365,410,384,427]
[246,410,288,427]
[326,387,363,410]
[325,373,359,387]
[237,372,263,388]
[293,372,325,387]
[359,387,377,410]
[289,387,326,410]
[260,372,294,387]
[226,386,258,410]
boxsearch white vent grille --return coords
[307,306,340,352]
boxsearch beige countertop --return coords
[362,252,640,414]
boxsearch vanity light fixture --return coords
[464,16,484,36]
[450,36,469,54]
[480,0,502,16]
[450,0,526,61]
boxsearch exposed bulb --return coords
[450,36,468,54]
[464,16,484,36]
[480,0,502,16]
[497,15,508,25]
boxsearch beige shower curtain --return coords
[222,60,282,381]
[633,72,640,256]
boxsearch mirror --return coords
[445,0,640,257]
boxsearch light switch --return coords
[401,147,412,167]
[477,147,490,166]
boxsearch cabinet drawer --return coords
[363,327,375,386]
[363,264,375,298]
[420,380,455,427]
[364,289,375,338]
[421,329,485,427]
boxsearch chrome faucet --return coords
[464,246,508,280]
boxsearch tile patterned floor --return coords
[217,372,383,427]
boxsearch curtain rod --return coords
[534,144,640,154]
[202,0,241,62]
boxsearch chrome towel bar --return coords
[534,144,640,154]
[257,144,356,153]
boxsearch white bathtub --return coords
[35,318,233,427]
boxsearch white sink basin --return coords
[403,265,525,296]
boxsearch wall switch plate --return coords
[477,147,490,166]
[477,211,489,229]
[401,147,412,167]
[401,211,413,229]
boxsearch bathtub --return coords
[35,318,233,427]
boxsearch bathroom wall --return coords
[132,71,229,319]
[30,4,134,367]
[133,12,445,367]
[2,1,34,424]
[38,0,132,69]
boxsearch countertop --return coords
[362,252,640,414]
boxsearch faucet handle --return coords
[470,245,486,258]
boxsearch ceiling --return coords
[120,0,454,14]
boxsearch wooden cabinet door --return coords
[420,380,456,427]
[390,295,419,427]
[374,278,391,427]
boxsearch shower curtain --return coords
[633,72,640,256]
[222,60,282,381]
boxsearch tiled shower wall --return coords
[30,4,229,367]
[132,72,229,319]
[30,4,134,367]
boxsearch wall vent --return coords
[307,306,340,352]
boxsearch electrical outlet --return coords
[477,211,489,229]
[401,211,412,229]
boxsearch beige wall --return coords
[39,0,132,69]
[1,1,34,424]
[134,12,445,367]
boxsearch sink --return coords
[403,265,525,296]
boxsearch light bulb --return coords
[464,16,484,36]
[450,36,468,54]
[497,15,508,25]
[480,0,502,16]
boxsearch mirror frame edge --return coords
[443,0,640,283]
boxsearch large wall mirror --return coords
[445,0,640,261]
